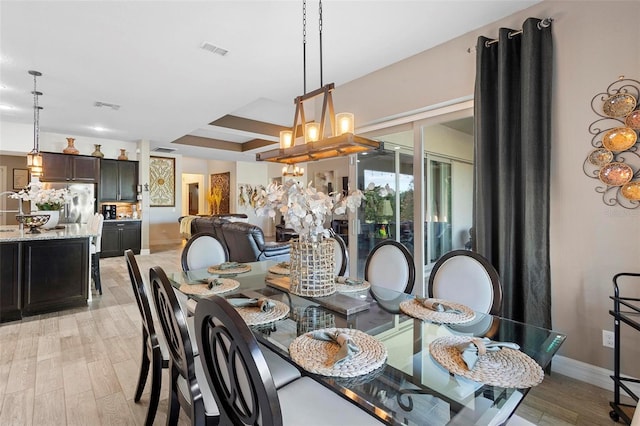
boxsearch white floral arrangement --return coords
[256,180,364,239]
[11,183,71,211]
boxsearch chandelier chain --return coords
[302,0,307,94]
[32,72,41,152]
[319,0,323,87]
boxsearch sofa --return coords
[179,214,248,239]
[179,215,290,263]
[220,222,290,262]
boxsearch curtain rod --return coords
[466,17,553,53]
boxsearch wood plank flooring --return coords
[0,244,625,425]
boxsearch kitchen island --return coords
[0,224,95,322]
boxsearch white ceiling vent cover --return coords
[153,147,176,153]
[200,42,229,56]
[94,101,120,110]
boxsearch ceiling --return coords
[0,1,537,162]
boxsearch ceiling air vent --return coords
[200,42,229,56]
[152,147,176,153]
[94,101,120,110]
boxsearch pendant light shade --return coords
[27,70,43,178]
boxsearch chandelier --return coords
[256,0,380,165]
[282,164,304,177]
[26,70,43,178]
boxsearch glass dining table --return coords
[167,260,566,426]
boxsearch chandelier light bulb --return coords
[305,122,320,143]
[336,112,354,136]
[280,130,293,149]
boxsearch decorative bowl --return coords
[15,214,50,234]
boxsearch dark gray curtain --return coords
[473,18,553,329]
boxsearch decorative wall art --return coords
[583,76,640,209]
[237,183,266,209]
[210,172,230,214]
[13,168,29,190]
[315,170,335,194]
[149,156,175,207]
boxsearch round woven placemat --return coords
[268,265,290,275]
[429,336,544,388]
[179,278,240,296]
[235,299,290,326]
[399,298,476,324]
[207,264,251,275]
[335,279,371,293]
[289,328,387,378]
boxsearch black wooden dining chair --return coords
[195,295,385,426]
[365,240,415,294]
[149,266,220,426]
[427,249,502,315]
[181,232,229,272]
[125,249,168,426]
[329,230,348,277]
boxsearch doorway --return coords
[188,183,199,215]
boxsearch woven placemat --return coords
[179,278,240,296]
[268,264,290,275]
[207,263,251,275]
[399,298,476,324]
[335,278,371,293]
[235,299,290,326]
[289,328,387,378]
[429,336,544,388]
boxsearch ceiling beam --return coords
[210,114,287,138]
[172,135,243,151]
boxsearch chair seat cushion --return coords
[257,343,301,388]
[278,377,384,425]
[177,355,220,416]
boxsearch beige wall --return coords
[338,0,640,374]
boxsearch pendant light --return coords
[26,70,43,178]
[256,0,380,165]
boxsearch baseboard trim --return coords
[551,355,640,399]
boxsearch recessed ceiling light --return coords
[0,104,14,110]
[92,126,107,132]
[394,146,400,150]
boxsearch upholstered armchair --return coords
[221,222,290,262]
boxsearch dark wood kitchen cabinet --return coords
[101,220,141,257]
[40,152,100,183]
[99,159,138,202]
[0,242,21,322]
[21,238,89,315]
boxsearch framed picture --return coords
[315,170,335,194]
[13,168,29,190]
[210,172,230,214]
[149,156,175,207]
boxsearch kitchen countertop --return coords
[0,224,96,242]
[103,218,142,222]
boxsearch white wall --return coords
[337,0,640,375]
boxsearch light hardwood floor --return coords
[0,244,624,425]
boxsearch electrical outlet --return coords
[603,330,615,348]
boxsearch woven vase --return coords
[289,238,336,297]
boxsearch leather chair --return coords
[221,222,290,263]
[365,240,415,294]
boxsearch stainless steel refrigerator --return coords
[40,182,96,224]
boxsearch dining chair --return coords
[194,295,385,426]
[149,266,301,425]
[89,213,104,294]
[427,249,502,315]
[365,240,415,294]
[149,266,219,426]
[125,249,168,426]
[329,230,348,277]
[181,232,229,271]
